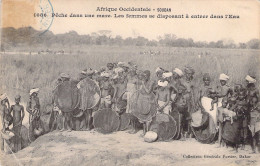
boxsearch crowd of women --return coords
[1,61,260,154]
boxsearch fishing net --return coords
[53,81,80,113]
[77,78,101,110]
[118,113,131,131]
[150,113,177,141]
[93,108,120,134]
[222,120,240,144]
[191,97,217,144]
[170,110,182,140]
[129,91,157,123]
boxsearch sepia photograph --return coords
[0,0,260,165]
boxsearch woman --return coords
[181,66,196,138]
[131,70,156,136]
[194,73,218,143]
[126,68,138,113]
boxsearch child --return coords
[233,89,248,150]
[217,98,228,147]
[10,95,24,152]
[155,80,171,114]
[27,88,43,135]
[208,89,218,111]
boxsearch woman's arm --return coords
[142,81,154,94]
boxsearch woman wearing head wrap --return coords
[217,73,232,101]
[0,93,11,152]
[155,80,171,115]
[245,75,259,109]
[0,93,11,133]
[99,72,114,109]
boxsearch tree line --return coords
[1,27,259,50]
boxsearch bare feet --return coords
[140,133,145,137]
[59,128,65,132]
[128,130,138,134]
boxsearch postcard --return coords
[0,0,259,166]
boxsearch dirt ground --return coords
[0,129,259,166]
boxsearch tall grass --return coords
[0,46,259,108]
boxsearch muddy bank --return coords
[0,130,259,166]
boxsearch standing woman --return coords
[198,73,217,134]
[245,75,259,110]
[0,93,11,151]
[126,67,138,114]
[181,66,196,138]
[132,70,156,136]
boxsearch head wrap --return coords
[173,68,184,76]
[162,72,173,78]
[30,88,39,95]
[158,80,168,87]
[101,72,110,78]
[114,67,124,74]
[86,68,95,75]
[245,75,256,84]
[156,67,163,73]
[184,66,195,75]
[0,93,7,101]
[111,74,119,80]
[81,69,87,75]
[219,73,229,81]
[118,62,129,68]
[60,73,70,78]
[203,73,211,81]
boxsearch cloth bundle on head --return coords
[101,72,110,78]
[158,80,168,87]
[114,67,124,74]
[173,68,183,76]
[111,74,119,80]
[156,67,163,73]
[246,75,256,83]
[30,88,39,95]
[219,73,229,81]
[162,72,173,78]
[184,66,195,74]
[86,68,94,75]
[60,73,70,78]
[118,62,129,68]
[0,93,7,101]
[81,69,87,75]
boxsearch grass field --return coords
[0,46,259,108]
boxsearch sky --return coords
[1,0,259,43]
